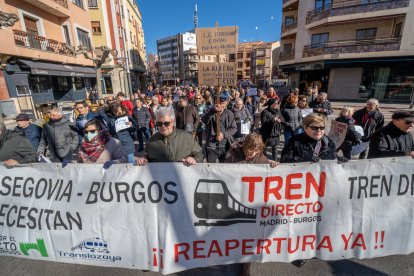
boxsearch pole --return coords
[215,22,221,141]
[117,0,132,98]
[96,66,103,98]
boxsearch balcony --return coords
[22,0,70,17]
[303,36,401,58]
[281,20,297,34]
[283,0,299,9]
[306,0,410,25]
[280,50,295,62]
[13,30,76,56]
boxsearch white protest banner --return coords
[301,108,313,118]
[115,116,130,133]
[328,121,348,149]
[1,158,414,274]
[198,62,237,86]
[196,26,238,55]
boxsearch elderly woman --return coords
[261,97,285,161]
[232,98,253,142]
[281,113,337,163]
[77,119,127,168]
[281,95,303,143]
[335,106,362,159]
[225,133,277,167]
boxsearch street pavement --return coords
[1,101,413,275]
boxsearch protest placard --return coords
[328,121,348,149]
[115,116,130,133]
[246,87,257,96]
[196,26,238,55]
[198,62,237,86]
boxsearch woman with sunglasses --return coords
[281,113,337,163]
[77,119,127,168]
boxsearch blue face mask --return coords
[85,131,98,142]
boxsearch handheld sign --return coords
[327,121,348,149]
[196,26,238,55]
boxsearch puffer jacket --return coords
[281,133,337,163]
[281,104,302,132]
[14,123,42,151]
[37,117,78,161]
[353,107,384,142]
[0,130,36,164]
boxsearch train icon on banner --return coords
[71,238,109,253]
[194,179,257,226]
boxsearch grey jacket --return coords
[37,117,79,161]
[282,105,302,131]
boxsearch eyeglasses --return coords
[308,126,325,131]
[76,106,85,110]
[156,121,171,127]
[405,120,414,125]
[84,129,98,134]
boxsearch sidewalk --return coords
[331,101,412,111]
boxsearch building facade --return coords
[146,53,159,86]
[280,0,414,102]
[88,0,146,96]
[0,0,96,118]
[250,41,280,86]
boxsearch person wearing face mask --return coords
[37,108,79,164]
[77,119,127,168]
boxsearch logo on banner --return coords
[19,239,49,257]
[194,179,257,226]
[57,237,121,262]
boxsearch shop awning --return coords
[19,59,96,78]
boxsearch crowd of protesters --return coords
[0,84,413,171]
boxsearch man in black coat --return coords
[132,98,151,152]
[0,122,36,166]
[14,113,42,151]
[261,98,285,161]
[368,111,414,159]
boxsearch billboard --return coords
[182,32,197,51]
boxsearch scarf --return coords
[78,130,110,162]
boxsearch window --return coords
[121,5,124,17]
[284,43,293,53]
[256,49,265,57]
[311,33,329,48]
[394,23,402,38]
[257,68,265,75]
[88,0,98,8]
[315,0,331,11]
[238,62,243,68]
[62,25,71,45]
[245,61,250,67]
[77,28,91,49]
[72,0,84,9]
[246,53,250,58]
[285,16,295,25]
[16,85,30,96]
[29,76,51,94]
[356,28,376,40]
[91,21,101,35]
[74,77,85,90]
[237,53,243,59]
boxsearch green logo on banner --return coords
[19,239,48,257]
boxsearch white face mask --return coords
[85,131,98,142]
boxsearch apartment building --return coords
[280,0,414,101]
[157,31,227,86]
[88,0,146,95]
[250,41,280,86]
[234,42,258,81]
[0,0,95,117]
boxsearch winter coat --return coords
[281,105,302,132]
[107,115,136,155]
[254,103,266,129]
[335,116,362,145]
[224,145,271,164]
[146,129,203,163]
[132,106,151,130]
[37,117,79,161]
[175,104,200,133]
[260,107,285,144]
[232,106,253,141]
[14,123,42,151]
[281,133,337,163]
[202,108,237,146]
[309,99,334,116]
[0,130,36,164]
[353,107,384,142]
[77,138,127,164]
[245,102,256,119]
[368,122,414,159]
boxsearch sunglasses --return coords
[308,126,325,131]
[84,130,98,134]
[156,121,171,127]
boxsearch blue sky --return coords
[138,0,282,54]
